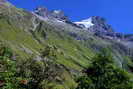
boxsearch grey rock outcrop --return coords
[34,7,69,22]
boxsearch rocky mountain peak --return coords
[74,16,117,39]
[34,7,49,17]
[86,16,116,38]
[90,16,114,32]
[33,7,130,41]
[34,7,69,21]
[74,16,114,32]
[51,10,68,21]
[91,16,106,25]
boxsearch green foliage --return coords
[76,49,133,89]
[0,46,21,89]
[41,45,56,58]
[16,56,66,89]
[16,58,49,89]
[76,76,95,89]
[0,45,76,89]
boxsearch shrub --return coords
[0,46,21,89]
[76,49,133,89]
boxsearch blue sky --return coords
[8,0,133,34]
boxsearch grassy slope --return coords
[0,4,96,89]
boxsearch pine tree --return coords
[76,49,133,89]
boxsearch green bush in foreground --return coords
[0,46,21,89]
[76,50,133,89]
[0,45,65,89]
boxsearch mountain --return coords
[74,17,94,28]
[0,1,133,89]
[34,7,69,22]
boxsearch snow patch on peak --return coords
[74,17,94,28]
[53,10,61,14]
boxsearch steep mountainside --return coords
[0,1,133,89]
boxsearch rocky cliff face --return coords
[33,6,133,57]
[51,10,68,21]
[74,16,133,43]
[34,7,49,18]
[34,7,69,22]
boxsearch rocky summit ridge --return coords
[33,7,132,41]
